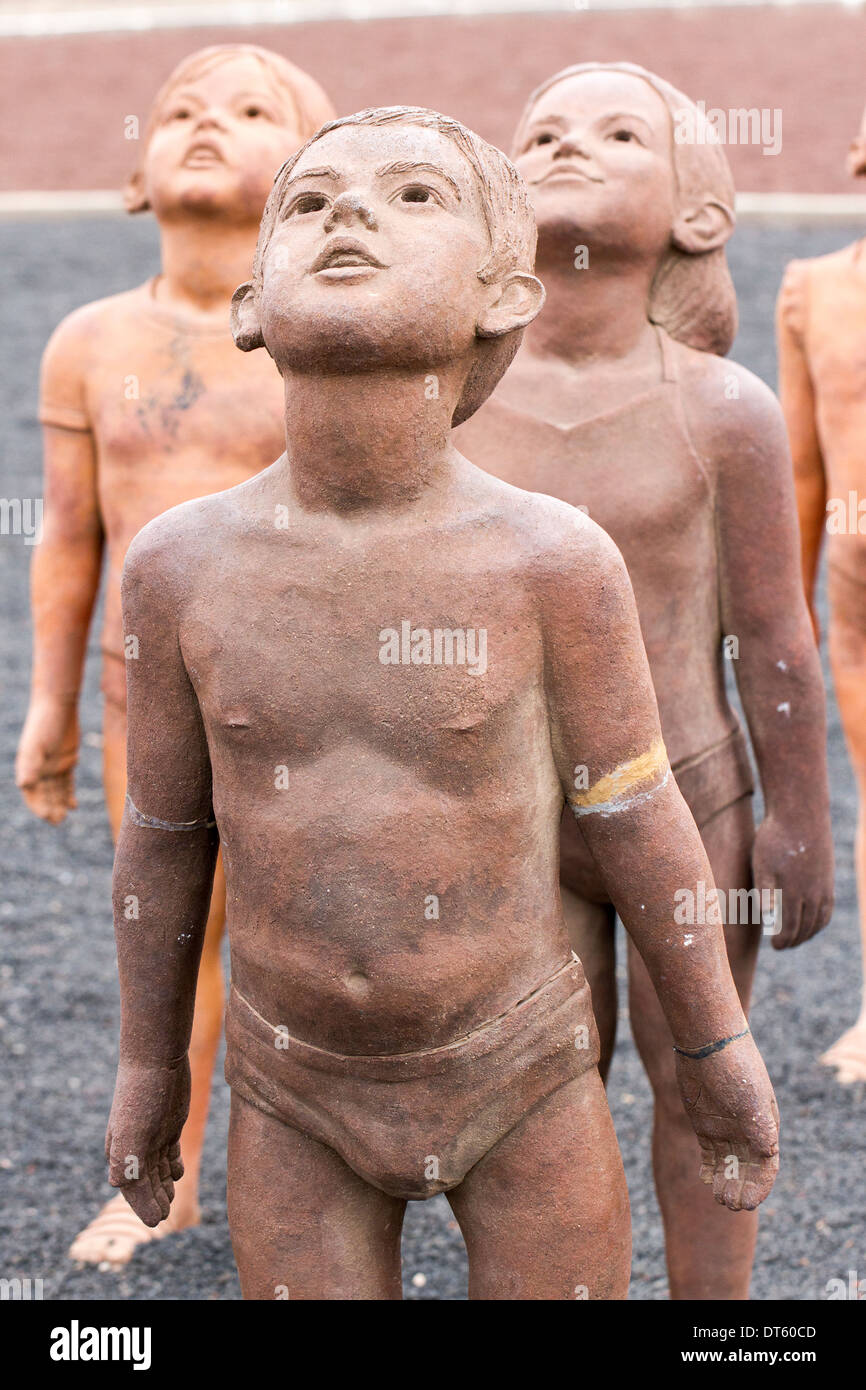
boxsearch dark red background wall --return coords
[1,5,863,192]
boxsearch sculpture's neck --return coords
[526,241,658,366]
[279,368,464,516]
[155,216,261,317]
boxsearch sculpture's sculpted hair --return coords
[244,106,538,423]
[125,44,336,214]
[513,62,737,356]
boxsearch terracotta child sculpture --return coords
[455,64,832,1300]
[777,109,866,1085]
[15,43,334,1267]
[104,106,779,1301]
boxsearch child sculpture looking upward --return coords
[105,106,779,1300]
[16,43,334,1269]
[455,63,832,1301]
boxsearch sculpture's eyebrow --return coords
[525,112,568,131]
[283,165,342,189]
[162,88,205,108]
[233,88,286,109]
[376,160,462,199]
[598,110,655,135]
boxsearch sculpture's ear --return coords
[847,136,866,179]
[476,272,546,340]
[123,169,150,215]
[672,197,734,255]
[231,282,265,352]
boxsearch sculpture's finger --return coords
[147,1159,171,1222]
[738,1158,778,1210]
[711,1154,729,1205]
[771,893,802,950]
[106,1142,130,1189]
[157,1151,175,1208]
[119,1172,164,1228]
[721,1173,747,1211]
[697,1141,715,1186]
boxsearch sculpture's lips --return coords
[535,165,603,185]
[311,238,386,274]
[183,141,225,167]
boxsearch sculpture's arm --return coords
[696,362,833,950]
[16,317,104,823]
[538,516,778,1210]
[105,518,219,1227]
[776,262,826,623]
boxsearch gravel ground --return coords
[0,215,864,1302]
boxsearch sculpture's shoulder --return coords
[790,240,863,286]
[672,341,785,479]
[468,469,628,603]
[122,477,256,605]
[44,283,153,355]
[40,285,152,402]
[778,242,864,341]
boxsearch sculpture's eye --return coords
[400,186,432,204]
[287,193,328,216]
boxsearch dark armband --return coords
[673,1028,750,1061]
[125,794,216,832]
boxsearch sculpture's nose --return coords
[556,131,592,160]
[323,192,378,233]
[192,107,228,133]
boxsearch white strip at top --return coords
[0,0,858,42]
[2,189,865,221]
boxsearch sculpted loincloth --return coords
[672,724,754,830]
[225,954,600,1200]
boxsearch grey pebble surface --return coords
[0,216,863,1301]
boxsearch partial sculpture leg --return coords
[69,700,224,1267]
[822,615,866,1082]
[447,1068,630,1300]
[227,1093,406,1300]
[560,887,618,1080]
[627,793,760,1300]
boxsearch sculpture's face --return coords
[847,107,866,178]
[514,70,678,258]
[143,55,305,222]
[257,123,494,374]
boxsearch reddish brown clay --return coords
[777,108,866,1086]
[455,64,831,1301]
[104,107,779,1301]
[15,44,334,1267]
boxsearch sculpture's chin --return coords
[263,301,471,378]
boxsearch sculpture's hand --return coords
[105,1058,189,1227]
[675,1037,779,1211]
[752,811,834,951]
[15,697,79,824]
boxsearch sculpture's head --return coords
[231,107,545,425]
[124,44,335,223]
[512,63,737,355]
[846,106,866,179]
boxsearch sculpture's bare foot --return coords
[68,1192,201,1270]
[820,1023,866,1084]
